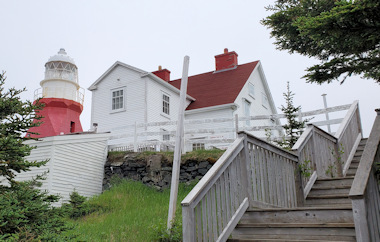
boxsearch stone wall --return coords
[103,152,215,190]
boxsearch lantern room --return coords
[28,49,84,138]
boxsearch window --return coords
[244,99,251,126]
[248,83,255,98]
[162,129,170,141]
[193,143,205,151]
[112,89,124,111]
[262,93,269,108]
[162,93,170,115]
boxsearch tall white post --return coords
[167,56,190,229]
[322,94,331,133]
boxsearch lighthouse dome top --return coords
[47,48,76,66]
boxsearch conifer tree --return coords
[262,0,380,84]
[0,72,74,240]
[275,82,310,149]
[0,71,45,184]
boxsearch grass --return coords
[64,179,196,241]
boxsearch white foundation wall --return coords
[11,133,109,205]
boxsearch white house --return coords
[89,48,279,151]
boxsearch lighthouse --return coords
[28,48,84,138]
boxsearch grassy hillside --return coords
[64,179,195,241]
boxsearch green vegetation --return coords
[64,179,195,241]
[262,0,380,84]
[0,72,72,240]
[273,82,311,150]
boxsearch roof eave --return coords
[185,103,238,115]
[143,72,196,101]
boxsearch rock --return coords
[142,176,151,183]
[198,161,209,169]
[110,161,124,167]
[198,168,208,175]
[186,166,198,172]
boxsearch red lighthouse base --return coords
[28,98,83,138]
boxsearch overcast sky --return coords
[1,1,378,137]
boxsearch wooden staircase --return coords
[229,139,367,241]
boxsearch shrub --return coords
[0,178,74,241]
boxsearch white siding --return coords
[234,63,278,138]
[185,107,235,150]
[13,133,109,205]
[91,65,146,133]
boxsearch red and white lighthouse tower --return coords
[28,48,84,138]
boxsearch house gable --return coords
[235,61,278,115]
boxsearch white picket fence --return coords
[107,103,353,152]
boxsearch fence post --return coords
[134,121,138,152]
[322,94,331,133]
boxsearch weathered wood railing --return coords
[181,132,301,241]
[292,125,341,197]
[335,100,362,176]
[292,101,362,197]
[181,101,363,241]
[349,109,380,242]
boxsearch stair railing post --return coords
[182,205,195,242]
[240,132,252,206]
[334,140,343,178]
[294,156,305,207]
[351,197,370,242]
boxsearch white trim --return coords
[162,91,170,116]
[110,86,126,113]
[185,103,238,115]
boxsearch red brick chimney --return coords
[152,66,171,82]
[215,48,238,72]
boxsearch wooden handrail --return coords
[335,100,359,139]
[349,109,380,198]
[181,136,244,207]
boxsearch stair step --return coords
[313,177,353,189]
[359,139,367,146]
[241,207,353,224]
[305,198,351,206]
[308,187,350,196]
[349,163,359,169]
[346,169,357,176]
[231,227,356,238]
[229,234,356,241]
[354,150,363,156]
[237,223,354,228]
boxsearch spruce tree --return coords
[0,72,74,240]
[275,82,310,149]
[0,71,45,183]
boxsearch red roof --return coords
[169,61,259,110]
